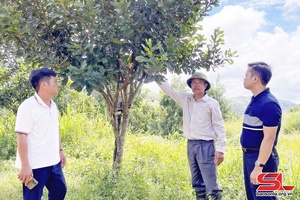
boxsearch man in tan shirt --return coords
[158,72,226,200]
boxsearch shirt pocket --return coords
[191,103,211,127]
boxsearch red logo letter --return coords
[257,173,295,192]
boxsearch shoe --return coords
[209,193,222,200]
[196,190,209,200]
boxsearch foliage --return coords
[157,76,187,134]
[0,64,33,114]
[0,0,237,76]
[223,115,243,147]
[207,81,237,120]
[59,106,113,159]
[0,0,237,94]
[129,89,167,135]
[54,81,106,116]
[0,109,16,160]
[130,76,186,136]
[282,105,300,134]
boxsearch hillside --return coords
[229,96,298,115]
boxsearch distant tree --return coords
[54,82,106,116]
[0,0,237,172]
[129,88,160,134]
[207,81,236,120]
[158,76,187,135]
[283,105,300,134]
[130,78,184,136]
[0,64,33,113]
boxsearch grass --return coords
[0,108,299,200]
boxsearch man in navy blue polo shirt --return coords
[240,62,282,200]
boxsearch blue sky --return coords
[145,0,300,104]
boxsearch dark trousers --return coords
[23,162,67,200]
[243,149,279,200]
[187,140,222,196]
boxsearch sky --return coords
[144,0,300,104]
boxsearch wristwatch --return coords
[255,160,265,167]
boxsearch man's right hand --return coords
[18,165,33,186]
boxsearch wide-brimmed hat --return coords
[186,72,211,91]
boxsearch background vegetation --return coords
[0,85,299,200]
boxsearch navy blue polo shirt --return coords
[240,88,282,148]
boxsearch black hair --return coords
[248,62,272,86]
[29,68,57,91]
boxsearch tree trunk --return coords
[98,73,144,174]
[112,131,126,172]
[112,109,130,173]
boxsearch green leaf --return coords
[101,58,108,64]
[146,38,152,48]
[135,56,148,63]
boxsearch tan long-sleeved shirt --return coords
[159,82,226,153]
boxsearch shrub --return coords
[282,105,300,134]
[0,109,16,160]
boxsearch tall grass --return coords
[0,107,299,200]
[282,106,300,134]
[0,109,16,160]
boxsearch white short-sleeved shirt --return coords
[15,93,60,169]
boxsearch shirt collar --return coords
[252,88,270,101]
[34,92,53,108]
[188,93,209,102]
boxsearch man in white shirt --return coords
[15,68,67,200]
[158,72,226,200]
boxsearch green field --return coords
[0,108,299,200]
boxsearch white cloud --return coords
[201,5,300,103]
[283,0,300,19]
[202,6,266,48]
[220,0,283,9]
[284,0,300,10]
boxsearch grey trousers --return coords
[187,140,222,195]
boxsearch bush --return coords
[0,109,16,160]
[59,106,112,159]
[282,105,300,134]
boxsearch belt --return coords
[188,139,214,143]
[242,148,260,153]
